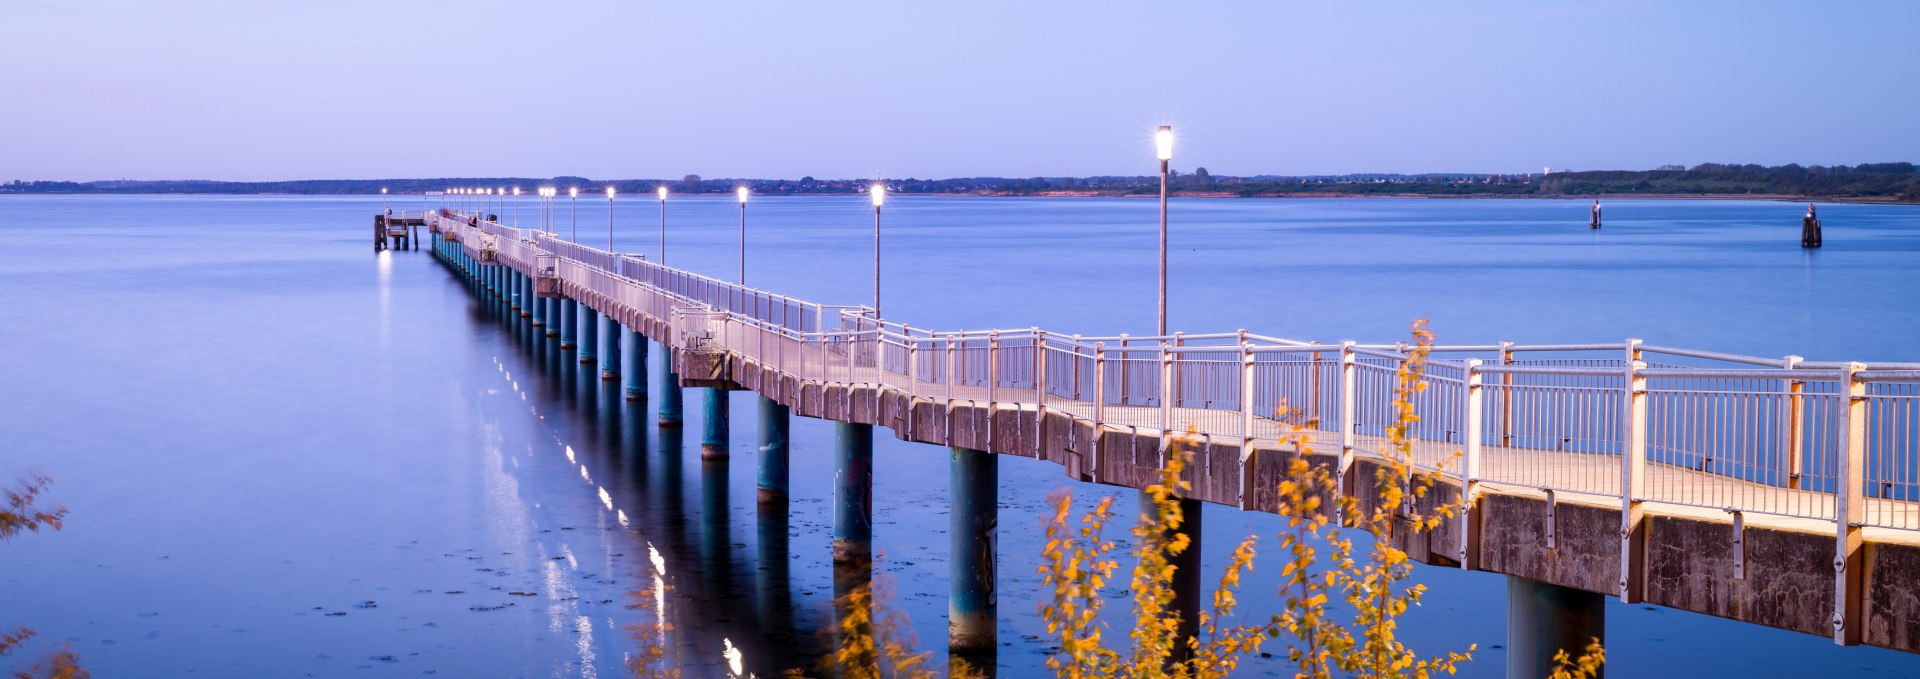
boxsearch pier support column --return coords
[579,306,599,363]
[1507,576,1605,679]
[531,290,546,327]
[621,329,648,400]
[659,348,684,426]
[600,315,620,379]
[949,447,998,658]
[833,422,874,565]
[701,388,730,459]
[1145,490,1204,661]
[544,299,560,336]
[757,396,790,504]
[520,273,533,318]
[560,299,578,349]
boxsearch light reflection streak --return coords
[722,638,746,677]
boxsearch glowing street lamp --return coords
[381,187,388,213]
[570,187,579,242]
[870,183,885,317]
[736,186,749,283]
[513,186,521,227]
[657,186,669,264]
[605,186,616,250]
[1155,125,1172,336]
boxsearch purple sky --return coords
[4,1,1916,182]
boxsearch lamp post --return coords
[736,186,749,283]
[497,186,505,219]
[569,187,579,242]
[514,187,521,227]
[381,187,387,213]
[1155,125,1172,337]
[1152,123,1200,660]
[605,186,616,250]
[657,186,668,264]
[870,183,885,318]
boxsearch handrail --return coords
[426,205,1920,651]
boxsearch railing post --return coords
[1460,359,1485,570]
[1833,362,1868,645]
[990,329,1006,406]
[1072,335,1084,400]
[1092,343,1107,483]
[1308,341,1324,424]
[908,336,919,396]
[1118,334,1131,406]
[988,333,1001,446]
[1173,331,1186,408]
[1238,336,1256,511]
[1033,328,1045,407]
[1339,340,1358,492]
[946,336,956,405]
[1618,337,1648,603]
[1499,340,1516,446]
[1159,341,1174,467]
[1033,333,1049,459]
[1785,355,1805,490]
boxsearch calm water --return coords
[3,194,1918,677]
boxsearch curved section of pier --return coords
[422,209,1920,656]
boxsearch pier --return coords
[418,207,1920,672]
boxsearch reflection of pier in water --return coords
[480,294,821,677]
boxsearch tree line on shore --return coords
[6,162,1916,201]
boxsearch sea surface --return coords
[2,194,1918,677]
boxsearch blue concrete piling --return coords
[519,272,532,318]
[621,329,648,401]
[757,396,790,504]
[700,388,730,459]
[833,422,874,564]
[546,298,561,336]
[531,287,546,327]
[1146,491,1204,660]
[560,299,578,349]
[658,348,683,426]
[949,447,998,655]
[599,315,619,379]
[1508,576,1605,679]
[579,305,599,364]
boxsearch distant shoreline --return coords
[7,163,1914,203]
[2,191,1913,204]
[980,191,1915,204]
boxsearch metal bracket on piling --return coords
[1729,509,1746,580]
[1544,489,1558,549]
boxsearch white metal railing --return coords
[424,206,1920,644]
[427,207,1920,538]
